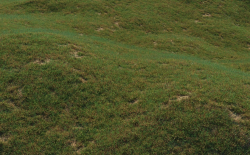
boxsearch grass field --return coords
[1,0,250,154]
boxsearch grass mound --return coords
[1,0,250,154]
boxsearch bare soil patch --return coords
[203,13,211,17]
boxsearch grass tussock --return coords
[1,0,250,154]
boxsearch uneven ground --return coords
[1,0,250,154]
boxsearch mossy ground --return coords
[1,0,250,154]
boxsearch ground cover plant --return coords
[1,0,250,154]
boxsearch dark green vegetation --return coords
[1,0,250,154]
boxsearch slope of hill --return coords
[1,0,250,154]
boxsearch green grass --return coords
[1,0,250,154]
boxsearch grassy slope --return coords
[1,0,250,154]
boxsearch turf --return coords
[1,0,250,154]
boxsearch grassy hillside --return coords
[1,0,250,154]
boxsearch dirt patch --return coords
[195,20,201,23]
[96,27,104,32]
[7,85,19,92]
[176,96,189,102]
[17,88,23,98]
[132,100,139,104]
[168,96,189,104]
[161,101,170,109]
[70,140,85,154]
[6,100,20,111]
[72,127,84,130]
[33,59,50,65]
[46,126,70,137]
[129,99,139,105]
[203,13,211,17]
[161,96,189,109]
[0,136,9,144]
[79,77,87,83]
[115,22,119,27]
[68,44,82,50]
[70,140,95,154]
[72,68,80,72]
[58,44,68,47]
[229,110,242,122]
[72,51,84,59]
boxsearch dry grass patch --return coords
[70,140,85,154]
[45,126,70,137]
[72,51,84,59]
[161,96,190,109]
[160,100,171,109]
[2,100,20,111]
[72,127,84,130]
[206,101,243,123]
[168,96,189,103]
[33,59,50,65]
[129,99,139,105]
[207,100,224,108]
[228,110,242,123]
[195,20,201,23]
[68,44,85,58]
[71,68,81,73]
[96,27,104,32]
[7,101,19,110]
[17,88,23,98]
[0,136,9,144]
[176,96,189,102]
[203,13,211,17]
[115,22,119,27]
[79,77,87,83]
[68,44,82,50]
[70,140,96,154]
[58,44,68,47]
